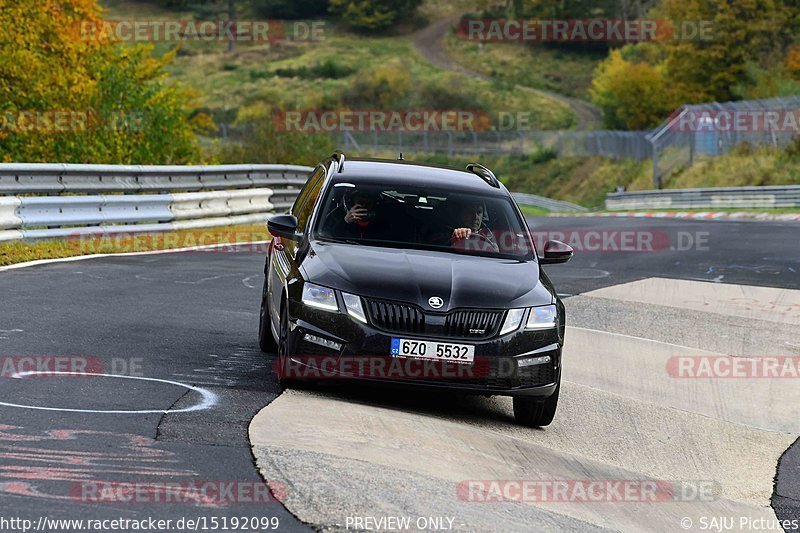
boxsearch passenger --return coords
[324,189,386,240]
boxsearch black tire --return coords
[276,304,297,389]
[258,276,278,353]
[513,382,560,427]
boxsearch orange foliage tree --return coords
[0,0,209,163]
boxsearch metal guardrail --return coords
[0,164,314,242]
[605,185,800,210]
[511,193,587,212]
[0,163,310,194]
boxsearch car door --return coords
[268,165,326,324]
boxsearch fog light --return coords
[303,333,342,351]
[517,355,552,368]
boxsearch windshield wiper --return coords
[319,236,362,246]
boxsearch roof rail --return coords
[466,163,500,188]
[330,151,346,173]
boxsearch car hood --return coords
[301,242,553,311]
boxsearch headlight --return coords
[500,308,525,335]
[341,292,367,323]
[526,304,557,329]
[302,283,339,311]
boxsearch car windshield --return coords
[313,181,535,260]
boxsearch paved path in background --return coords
[412,15,603,130]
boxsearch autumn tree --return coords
[590,49,679,129]
[328,0,423,32]
[0,0,208,163]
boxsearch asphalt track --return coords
[0,216,797,532]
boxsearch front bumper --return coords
[280,299,563,398]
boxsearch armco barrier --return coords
[606,185,800,211]
[0,163,311,195]
[511,192,587,213]
[0,164,312,242]
[0,197,22,230]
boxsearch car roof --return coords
[331,158,509,196]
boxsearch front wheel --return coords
[513,382,560,427]
[276,304,297,389]
[258,277,278,353]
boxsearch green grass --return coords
[443,32,605,100]
[0,225,270,266]
[518,205,550,217]
[169,33,574,128]
[104,2,576,130]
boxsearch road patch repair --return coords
[250,278,800,531]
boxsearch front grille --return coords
[365,299,425,334]
[444,310,503,339]
[365,299,503,340]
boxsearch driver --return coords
[429,198,499,252]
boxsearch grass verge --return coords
[0,225,270,267]
[518,205,550,217]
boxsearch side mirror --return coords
[539,240,573,265]
[267,214,299,241]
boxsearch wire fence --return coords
[340,130,652,160]
[647,96,800,188]
[212,97,800,191]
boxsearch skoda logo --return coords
[428,296,444,309]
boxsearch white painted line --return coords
[3,372,218,414]
[547,211,800,223]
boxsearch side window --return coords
[294,167,325,235]
[291,166,324,218]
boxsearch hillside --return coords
[98,0,800,209]
[103,1,577,131]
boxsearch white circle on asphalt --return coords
[1,371,218,414]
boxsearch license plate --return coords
[390,338,475,365]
